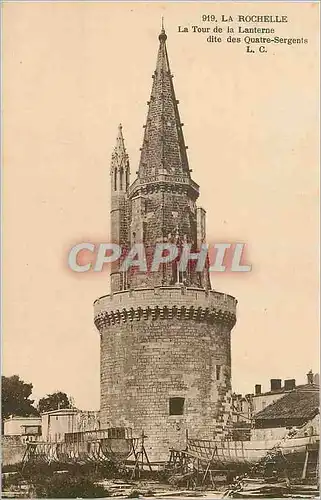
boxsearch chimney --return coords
[284,379,296,391]
[255,384,262,395]
[270,379,282,391]
[307,370,314,385]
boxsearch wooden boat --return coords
[100,437,136,461]
[24,436,138,465]
[187,433,319,466]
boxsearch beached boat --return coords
[187,433,319,466]
[23,436,138,465]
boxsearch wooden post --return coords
[130,447,139,480]
[202,446,217,485]
[302,447,309,480]
[315,449,319,479]
[143,445,152,472]
[20,444,29,473]
[141,430,144,475]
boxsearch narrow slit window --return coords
[216,365,221,381]
[120,168,123,190]
[114,169,117,191]
[143,222,147,243]
[169,397,185,416]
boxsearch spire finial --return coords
[117,123,123,141]
[159,17,167,42]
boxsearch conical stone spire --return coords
[138,25,190,181]
[111,124,129,173]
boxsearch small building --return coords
[3,416,41,442]
[252,378,297,414]
[230,394,253,440]
[231,379,300,422]
[252,384,319,441]
[252,371,320,415]
[231,393,253,422]
[41,408,100,442]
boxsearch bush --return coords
[127,490,142,498]
[2,472,21,490]
[33,474,110,498]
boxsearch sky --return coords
[3,2,319,410]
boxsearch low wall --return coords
[2,435,27,466]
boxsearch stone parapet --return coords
[94,287,237,331]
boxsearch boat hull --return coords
[25,437,136,465]
[187,435,319,466]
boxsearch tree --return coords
[38,391,72,414]
[2,375,39,419]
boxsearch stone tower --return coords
[94,26,237,461]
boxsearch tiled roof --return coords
[255,389,319,421]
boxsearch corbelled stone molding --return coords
[127,176,200,200]
[129,181,199,201]
[94,304,236,330]
[94,286,237,331]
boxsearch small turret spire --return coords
[111,124,130,192]
[115,123,125,154]
[109,125,130,292]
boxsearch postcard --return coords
[2,2,319,498]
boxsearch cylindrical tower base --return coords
[94,286,237,462]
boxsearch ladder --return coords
[301,442,319,481]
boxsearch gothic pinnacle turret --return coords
[110,124,130,192]
[110,124,130,292]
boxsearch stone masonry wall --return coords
[127,182,207,289]
[95,287,237,462]
[110,192,129,293]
